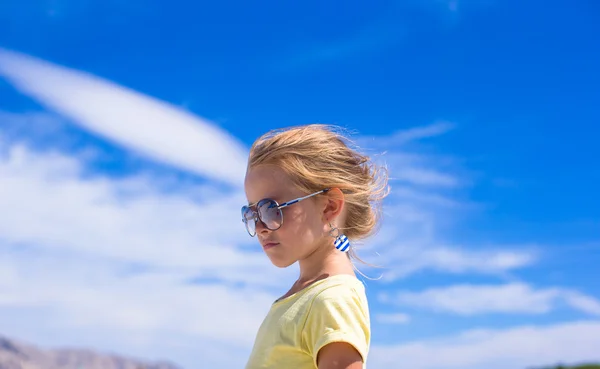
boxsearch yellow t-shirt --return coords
[244,274,370,369]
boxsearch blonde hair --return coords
[247,124,390,246]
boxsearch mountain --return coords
[0,335,181,369]
[535,366,600,369]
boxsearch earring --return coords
[329,222,350,253]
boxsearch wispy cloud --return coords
[561,291,600,316]
[381,282,600,316]
[375,313,411,324]
[370,320,600,369]
[359,121,455,148]
[349,121,536,282]
[358,122,463,190]
[388,120,455,145]
[0,134,289,287]
[0,48,248,187]
[394,167,460,187]
[0,131,282,368]
[374,245,537,281]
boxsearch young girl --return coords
[242,124,389,369]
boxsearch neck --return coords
[297,239,355,282]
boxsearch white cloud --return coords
[0,250,266,369]
[375,313,411,324]
[0,48,248,187]
[382,282,600,316]
[350,122,538,282]
[370,320,600,369]
[389,185,461,207]
[339,122,537,283]
[562,291,600,316]
[394,167,460,187]
[388,120,455,144]
[0,248,273,343]
[0,136,297,287]
[2,145,208,261]
[358,121,455,151]
[375,245,536,281]
[0,136,283,368]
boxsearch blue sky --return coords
[0,1,599,368]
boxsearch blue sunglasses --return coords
[241,188,330,237]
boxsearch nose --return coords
[255,218,271,235]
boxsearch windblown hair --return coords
[247,124,390,244]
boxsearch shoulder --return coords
[301,275,371,368]
[314,274,367,299]
[310,276,368,314]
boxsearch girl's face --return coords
[243,164,330,268]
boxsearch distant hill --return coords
[0,335,181,369]
[531,364,600,369]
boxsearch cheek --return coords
[278,208,305,235]
[279,206,323,241]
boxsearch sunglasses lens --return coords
[241,206,256,236]
[257,199,282,230]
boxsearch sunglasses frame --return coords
[241,188,330,237]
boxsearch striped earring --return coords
[329,223,350,253]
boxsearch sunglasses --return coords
[241,188,330,237]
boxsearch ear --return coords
[322,187,345,224]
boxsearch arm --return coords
[317,342,364,369]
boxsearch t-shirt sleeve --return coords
[301,284,371,367]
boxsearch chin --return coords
[267,256,296,269]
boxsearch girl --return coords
[242,124,389,369]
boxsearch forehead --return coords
[244,164,296,204]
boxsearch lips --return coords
[262,242,279,250]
